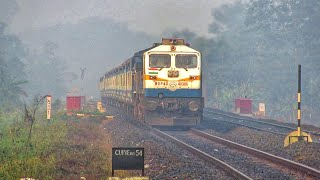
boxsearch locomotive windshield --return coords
[149,54,171,68]
[175,54,197,68]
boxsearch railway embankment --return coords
[200,116,320,170]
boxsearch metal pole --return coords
[297,64,301,136]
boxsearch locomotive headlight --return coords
[189,75,196,80]
[188,101,199,112]
[150,75,157,80]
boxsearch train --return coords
[99,38,203,126]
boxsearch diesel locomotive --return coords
[99,38,203,126]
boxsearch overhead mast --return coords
[297,64,301,136]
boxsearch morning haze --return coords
[1,0,319,125]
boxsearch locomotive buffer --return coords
[284,65,312,147]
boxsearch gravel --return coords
[205,108,320,135]
[200,117,320,171]
[103,106,235,179]
[167,131,307,180]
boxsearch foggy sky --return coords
[7,0,232,36]
[0,0,234,98]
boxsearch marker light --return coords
[189,75,196,80]
[150,75,157,80]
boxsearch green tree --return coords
[246,0,320,121]
[167,1,320,124]
[0,23,27,107]
[25,41,69,99]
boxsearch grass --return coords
[0,109,112,179]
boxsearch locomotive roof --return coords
[133,44,160,57]
[146,44,199,54]
[100,39,198,79]
[101,44,158,78]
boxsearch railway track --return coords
[190,129,320,178]
[154,128,320,179]
[108,106,320,178]
[152,128,252,180]
[107,106,240,179]
[204,108,320,143]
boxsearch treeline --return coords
[173,0,320,124]
[0,22,71,109]
[1,0,319,124]
[0,23,27,108]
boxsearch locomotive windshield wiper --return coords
[183,67,188,71]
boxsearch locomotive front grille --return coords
[168,70,179,78]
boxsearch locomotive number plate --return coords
[178,81,188,86]
[155,81,168,86]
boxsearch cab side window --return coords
[149,54,171,68]
[176,55,197,68]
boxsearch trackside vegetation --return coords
[0,107,111,179]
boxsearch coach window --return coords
[149,54,171,68]
[176,54,197,68]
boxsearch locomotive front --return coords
[142,39,203,126]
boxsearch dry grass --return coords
[0,111,113,179]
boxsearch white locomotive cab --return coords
[144,45,201,90]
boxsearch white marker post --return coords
[259,103,265,116]
[46,95,52,120]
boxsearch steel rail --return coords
[152,128,252,180]
[203,113,320,144]
[204,109,320,136]
[190,128,320,178]
[204,113,288,136]
[204,109,320,145]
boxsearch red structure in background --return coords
[66,96,85,111]
[235,98,252,114]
